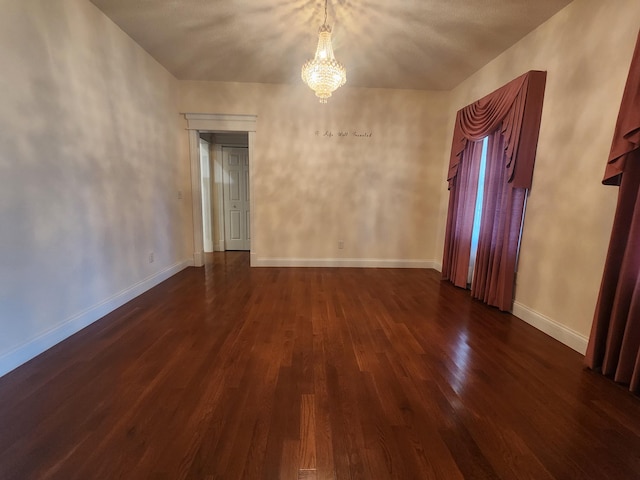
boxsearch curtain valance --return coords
[603,32,640,185]
[447,71,547,190]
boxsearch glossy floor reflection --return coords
[0,252,638,479]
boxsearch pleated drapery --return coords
[585,31,640,393]
[442,71,547,311]
[442,141,483,288]
[470,131,527,309]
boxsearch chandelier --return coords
[301,0,347,103]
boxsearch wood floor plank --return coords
[0,252,639,479]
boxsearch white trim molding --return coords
[0,259,192,378]
[184,113,257,132]
[251,256,437,269]
[512,301,588,354]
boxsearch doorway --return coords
[199,133,250,252]
[185,113,257,267]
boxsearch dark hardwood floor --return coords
[1,252,639,479]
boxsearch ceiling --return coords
[89,0,573,91]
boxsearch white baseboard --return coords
[0,259,192,378]
[251,256,437,269]
[512,301,588,354]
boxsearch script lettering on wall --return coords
[315,130,373,138]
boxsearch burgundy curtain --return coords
[585,31,640,393]
[442,141,483,287]
[471,131,527,310]
[442,71,547,311]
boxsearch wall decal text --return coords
[315,130,373,138]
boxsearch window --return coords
[468,136,488,285]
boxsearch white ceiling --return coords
[89,0,573,91]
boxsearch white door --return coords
[222,147,250,251]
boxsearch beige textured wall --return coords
[180,82,450,263]
[435,0,640,338]
[0,0,188,373]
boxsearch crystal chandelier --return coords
[301,0,346,103]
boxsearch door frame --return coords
[199,136,214,253]
[184,113,257,267]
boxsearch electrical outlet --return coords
[149,252,154,263]
[338,240,344,249]
[177,190,183,199]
